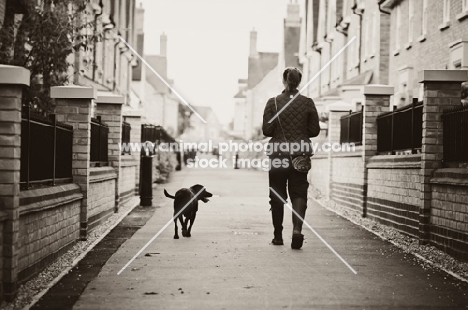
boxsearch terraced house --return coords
[299,0,468,265]
[0,0,141,301]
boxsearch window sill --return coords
[417,35,426,42]
[393,49,400,56]
[456,10,468,21]
[369,54,375,59]
[405,42,412,50]
[438,21,451,31]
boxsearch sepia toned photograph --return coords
[0,0,468,309]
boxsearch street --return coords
[49,167,468,309]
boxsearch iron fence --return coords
[442,105,468,162]
[377,99,423,154]
[340,108,363,145]
[121,120,131,155]
[90,116,109,166]
[20,105,73,190]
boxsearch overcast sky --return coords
[140,0,290,125]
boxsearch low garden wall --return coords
[88,167,117,231]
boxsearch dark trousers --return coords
[268,156,309,238]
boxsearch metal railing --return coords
[442,105,468,162]
[377,99,423,154]
[340,108,363,145]
[121,120,131,155]
[20,105,73,190]
[90,116,109,166]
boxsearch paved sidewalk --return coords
[72,167,468,309]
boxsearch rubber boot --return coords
[270,205,284,245]
[291,198,307,249]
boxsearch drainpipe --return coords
[352,2,363,74]
[113,38,120,91]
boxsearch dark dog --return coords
[164,184,213,239]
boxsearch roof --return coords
[193,105,214,120]
[343,70,373,85]
[234,89,246,99]
[145,55,169,93]
[247,52,279,89]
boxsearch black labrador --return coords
[164,184,213,239]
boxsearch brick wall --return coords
[308,154,329,196]
[388,0,468,99]
[16,184,82,281]
[119,160,137,202]
[88,167,117,231]
[0,218,3,297]
[429,169,468,260]
[330,153,365,212]
[366,155,422,237]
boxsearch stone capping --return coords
[50,85,97,99]
[121,157,138,167]
[311,153,329,159]
[89,167,117,183]
[366,154,422,169]
[430,168,468,187]
[331,146,364,158]
[96,91,125,105]
[362,84,394,96]
[0,65,30,86]
[0,211,7,221]
[18,183,83,215]
[418,70,468,83]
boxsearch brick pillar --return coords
[362,85,394,217]
[96,93,124,212]
[418,70,468,244]
[51,86,97,240]
[327,109,350,200]
[124,113,142,194]
[0,65,30,301]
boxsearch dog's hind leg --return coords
[174,218,179,239]
[180,217,189,237]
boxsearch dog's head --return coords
[190,184,213,203]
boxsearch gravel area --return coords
[0,197,139,310]
[309,187,468,283]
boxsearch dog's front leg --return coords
[186,213,196,238]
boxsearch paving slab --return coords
[65,167,468,309]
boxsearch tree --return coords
[0,0,92,114]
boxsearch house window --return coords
[364,15,370,58]
[439,0,451,30]
[395,5,401,53]
[443,0,450,23]
[464,0,468,11]
[408,0,414,44]
[421,0,428,37]
[372,12,377,56]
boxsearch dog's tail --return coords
[164,189,175,199]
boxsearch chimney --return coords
[135,3,145,33]
[285,1,301,27]
[249,28,258,57]
[160,32,167,57]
